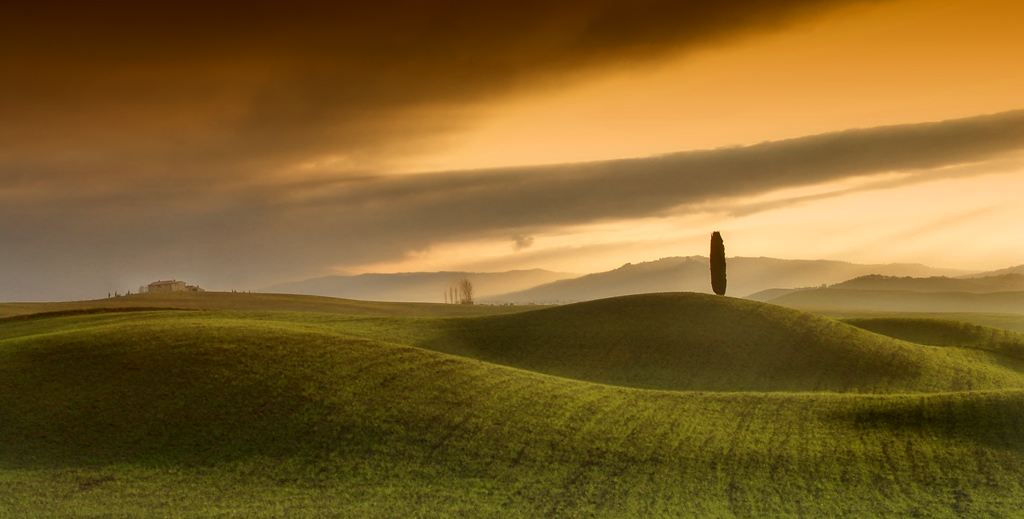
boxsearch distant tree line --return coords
[445,278,475,304]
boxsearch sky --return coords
[2,0,1023,301]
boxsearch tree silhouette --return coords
[458,278,474,305]
[710,231,727,296]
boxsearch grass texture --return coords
[2,293,1024,517]
[0,291,539,319]
[414,293,1024,393]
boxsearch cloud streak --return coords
[283,109,1024,240]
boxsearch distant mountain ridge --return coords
[963,265,1024,279]
[764,271,1024,314]
[483,256,968,304]
[830,273,1024,293]
[263,257,1004,306]
[262,269,576,303]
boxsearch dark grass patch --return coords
[834,390,1024,453]
[844,317,1024,360]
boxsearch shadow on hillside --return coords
[0,329,424,471]
[843,318,1024,360]
[831,391,1024,453]
[0,376,396,471]
[0,307,188,323]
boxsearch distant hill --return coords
[262,269,575,303]
[962,264,1024,278]
[744,287,805,302]
[830,273,1024,292]
[765,272,1024,313]
[842,317,1024,353]
[769,288,1024,314]
[484,256,968,303]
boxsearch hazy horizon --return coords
[3,0,1023,301]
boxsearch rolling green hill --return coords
[842,317,1024,354]
[786,307,1024,334]
[415,293,1024,393]
[3,295,1024,517]
[768,287,1024,313]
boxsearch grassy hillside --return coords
[416,293,1024,393]
[843,317,1024,354]
[0,291,539,319]
[4,297,1024,517]
[815,310,1024,334]
[769,287,1024,314]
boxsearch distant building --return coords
[148,280,205,293]
[148,280,185,292]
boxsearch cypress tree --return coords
[710,231,727,296]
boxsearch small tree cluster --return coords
[445,278,475,304]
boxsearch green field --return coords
[827,309,1024,335]
[0,291,539,319]
[2,293,1024,517]
[842,317,1024,351]
[768,287,1024,315]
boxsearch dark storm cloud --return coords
[1,0,883,191]
[513,234,536,251]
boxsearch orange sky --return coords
[362,0,1024,275]
[414,0,1023,171]
[1,0,1023,300]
